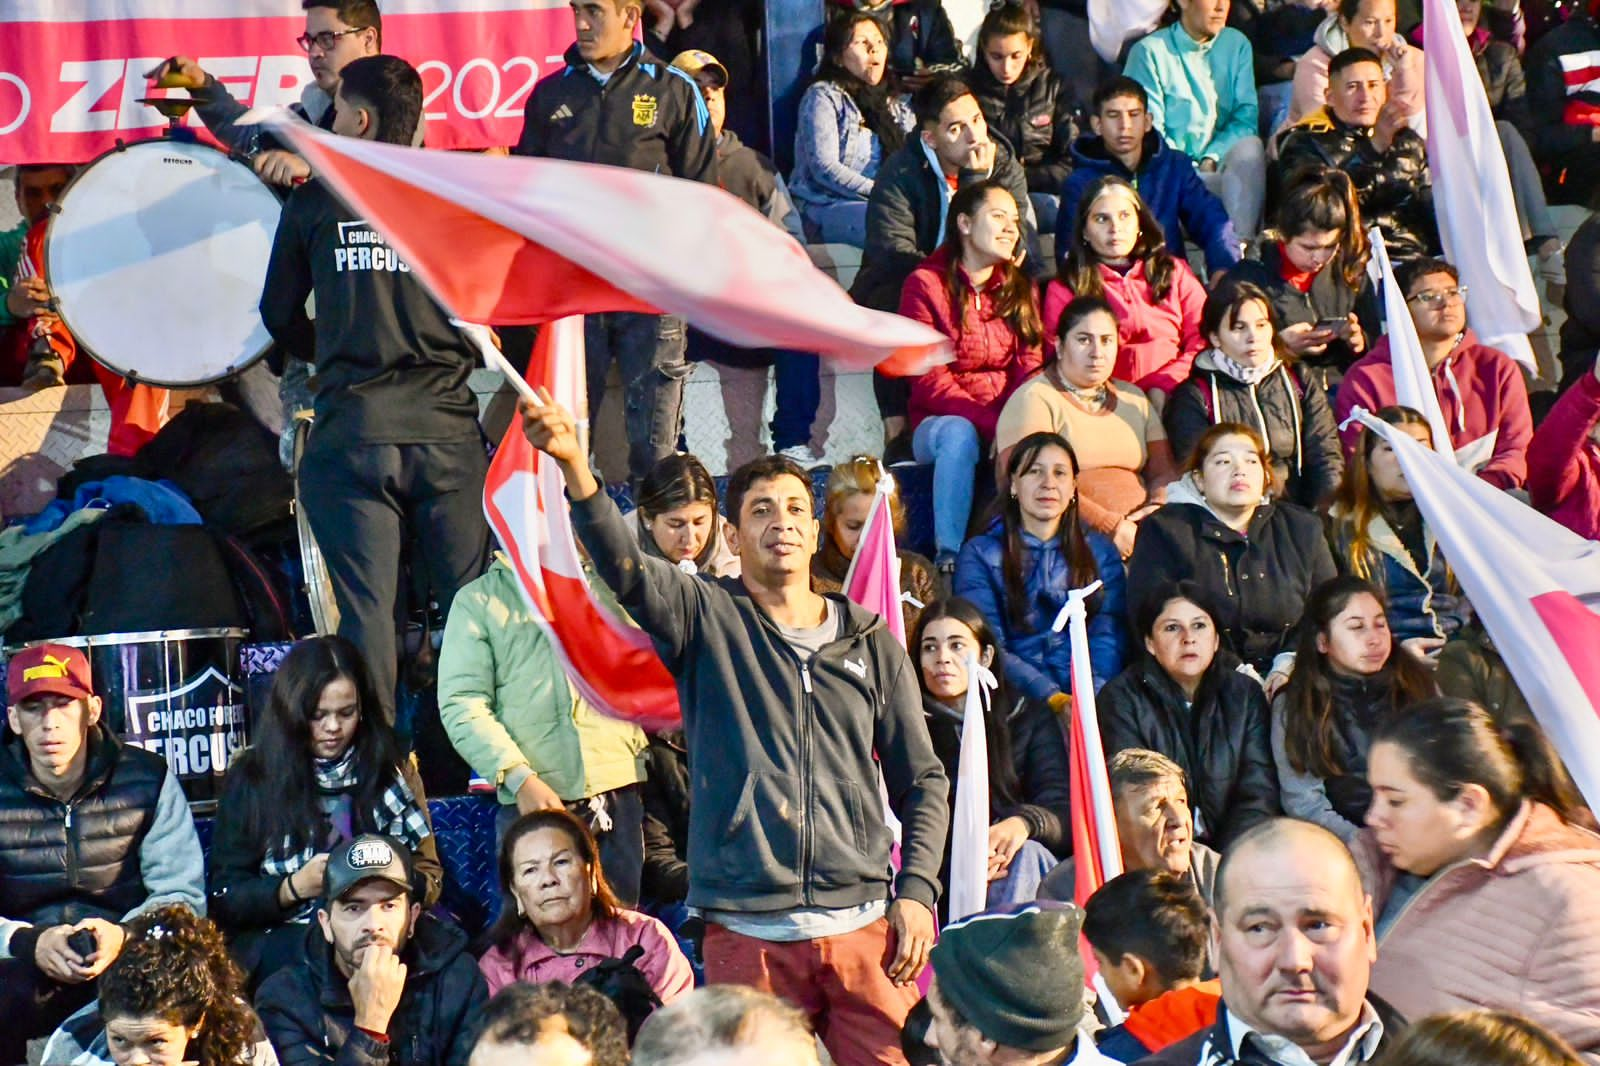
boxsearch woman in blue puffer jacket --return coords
[954,430,1127,707]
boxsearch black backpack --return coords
[573,944,662,1042]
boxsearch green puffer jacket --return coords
[438,557,645,805]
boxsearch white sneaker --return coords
[777,444,823,468]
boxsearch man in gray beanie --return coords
[924,902,1118,1066]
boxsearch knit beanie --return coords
[928,902,1087,1053]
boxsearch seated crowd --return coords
[9,0,1600,1065]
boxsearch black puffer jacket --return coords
[640,730,689,903]
[922,691,1071,857]
[254,915,487,1066]
[1274,109,1437,260]
[1164,351,1345,509]
[0,726,166,929]
[1098,650,1280,850]
[967,59,1078,194]
[1226,242,1381,383]
[1127,500,1338,675]
[1273,669,1406,829]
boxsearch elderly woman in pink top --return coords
[479,809,693,1003]
[1043,176,1206,416]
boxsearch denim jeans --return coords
[770,350,822,450]
[1499,119,1559,242]
[584,311,689,487]
[987,839,1059,908]
[912,415,980,555]
[801,200,869,247]
[1029,192,1061,240]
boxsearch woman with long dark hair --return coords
[1128,422,1336,681]
[811,455,939,637]
[43,905,271,1066]
[954,431,1126,706]
[1099,581,1280,850]
[1356,699,1600,1059]
[1227,167,1376,387]
[1330,405,1469,655]
[995,295,1178,559]
[902,179,1045,568]
[479,809,691,1007]
[1043,175,1207,410]
[1271,576,1435,841]
[912,597,1069,912]
[625,452,738,577]
[208,636,440,984]
[789,11,914,246]
[1164,280,1344,509]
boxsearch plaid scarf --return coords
[258,750,432,890]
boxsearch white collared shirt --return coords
[1224,1003,1384,1066]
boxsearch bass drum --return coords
[293,414,341,635]
[43,136,282,387]
[10,629,251,813]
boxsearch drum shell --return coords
[10,629,250,813]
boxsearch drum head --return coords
[44,138,282,388]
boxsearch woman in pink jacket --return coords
[1354,698,1600,1061]
[902,179,1045,569]
[1528,360,1600,541]
[479,809,693,1006]
[1043,176,1206,416]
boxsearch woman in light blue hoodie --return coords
[789,12,915,246]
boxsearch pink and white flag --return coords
[256,114,951,376]
[948,656,997,922]
[1422,0,1539,370]
[478,317,682,731]
[1368,227,1456,460]
[1348,407,1600,809]
[841,478,906,647]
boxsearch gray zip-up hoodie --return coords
[570,489,949,914]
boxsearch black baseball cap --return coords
[324,834,414,902]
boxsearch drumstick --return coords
[453,319,538,405]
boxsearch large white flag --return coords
[1347,408,1600,809]
[1422,0,1539,370]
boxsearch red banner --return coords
[0,0,572,165]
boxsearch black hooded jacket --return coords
[967,59,1078,194]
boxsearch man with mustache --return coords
[255,835,487,1066]
[1136,819,1405,1066]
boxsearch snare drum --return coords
[11,629,251,812]
[43,137,282,387]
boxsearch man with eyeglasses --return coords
[146,0,383,187]
[1335,257,1533,490]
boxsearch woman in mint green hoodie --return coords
[437,556,648,903]
[1124,0,1265,243]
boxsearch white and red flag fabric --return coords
[1347,407,1600,809]
[1088,0,1166,63]
[255,113,950,376]
[476,316,682,731]
[1422,0,1539,370]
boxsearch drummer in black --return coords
[0,643,205,1063]
[260,55,491,724]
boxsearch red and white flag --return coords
[478,317,682,731]
[1422,0,1539,370]
[1349,408,1600,809]
[254,113,950,376]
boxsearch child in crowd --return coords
[1083,869,1222,1062]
